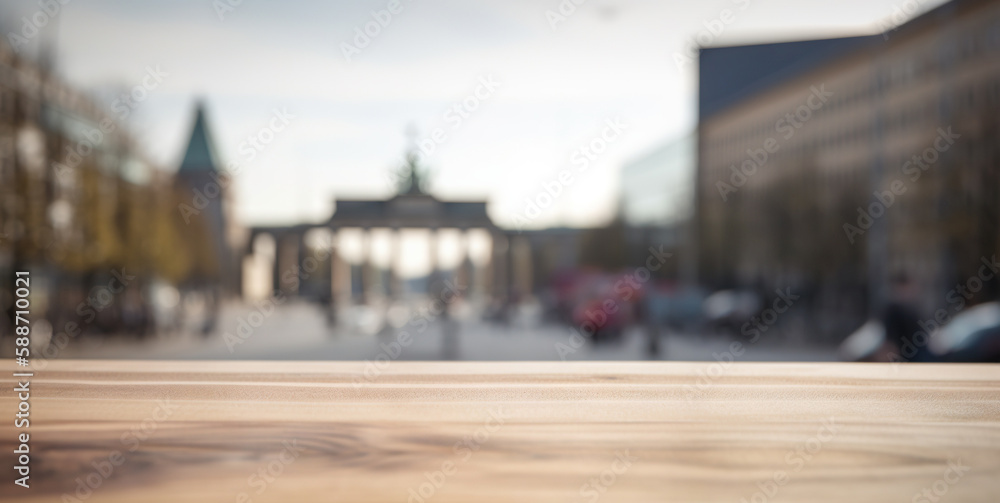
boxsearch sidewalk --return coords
[46,301,838,362]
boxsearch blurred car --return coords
[839,302,1000,363]
[571,297,629,342]
[702,289,761,335]
[929,302,1000,362]
[645,283,706,330]
[838,319,886,362]
[560,271,637,342]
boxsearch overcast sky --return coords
[2,0,944,228]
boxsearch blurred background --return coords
[1,0,999,362]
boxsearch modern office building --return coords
[620,133,695,227]
[696,0,1000,338]
[620,133,696,284]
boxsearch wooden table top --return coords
[1,361,998,502]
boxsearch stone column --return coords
[490,230,508,303]
[427,228,439,297]
[390,227,404,300]
[295,231,308,297]
[514,235,534,300]
[327,228,338,324]
[360,228,371,304]
[457,228,473,296]
[271,234,282,297]
[333,231,352,306]
[274,233,301,296]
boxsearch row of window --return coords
[883,17,1000,91]
[707,75,1000,170]
[707,16,1000,158]
[709,140,998,205]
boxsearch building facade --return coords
[696,0,1000,339]
[0,36,233,337]
[620,133,695,227]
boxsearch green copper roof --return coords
[177,103,219,173]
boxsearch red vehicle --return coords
[564,271,636,342]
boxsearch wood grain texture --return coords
[1,361,998,502]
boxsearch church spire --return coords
[178,101,220,173]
